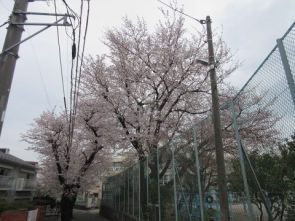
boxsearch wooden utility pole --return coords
[206,15,230,220]
[0,0,28,136]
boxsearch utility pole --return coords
[0,0,29,137]
[206,15,230,220]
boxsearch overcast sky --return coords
[0,0,294,162]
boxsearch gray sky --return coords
[0,0,294,162]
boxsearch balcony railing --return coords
[16,178,36,191]
[0,175,15,190]
[110,167,123,171]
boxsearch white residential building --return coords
[0,148,37,201]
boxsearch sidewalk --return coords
[44,209,110,221]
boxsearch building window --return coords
[112,162,122,171]
[163,174,171,184]
[26,173,34,179]
[0,168,11,176]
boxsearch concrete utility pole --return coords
[0,0,28,137]
[206,15,230,220]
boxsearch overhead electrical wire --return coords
[27,28,52,109]
[68,0,83,149]
[74,0,90,119]
[48,2,77,42]
[157,0,205,25]
[59,0,91,149]
[53,0,68,115]
[61,0,80,30]
[0,0,10,12]
[48,0,90,150]
[72,0,84,116]
[0,2,10,28]
[58,0,80,149]
[69,0,88,147]
[50,0,77,120]
[57,0,81,149]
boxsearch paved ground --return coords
[44,209,110,221]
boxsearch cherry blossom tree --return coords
[81,10,239,161]
[21,108,113,221]
[80,9,241,215]
[80,9,281,216]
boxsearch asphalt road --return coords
[44,209,110,221]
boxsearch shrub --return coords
[32,196,56,208]
[204,208,217,221]
[0,200,35,214]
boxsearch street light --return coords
[195,59,219,70]
[196,16,230,221]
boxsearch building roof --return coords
[0,150,36,170]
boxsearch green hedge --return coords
[32,196,57,208]
[0,200,35,213]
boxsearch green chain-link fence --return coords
[101,21,295,221]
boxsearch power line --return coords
[157,0,205,25]
[54,0,67,114]
[73,0,84,113]
[69,0,85,147]
[74,0,90,118]
[0,1,10,28]
[27,28,52,109]
[0,0,11,12]
[59,0,86,149]
[47,0,91,149]
[61,0,80,29]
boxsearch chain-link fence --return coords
[101,21,295,221]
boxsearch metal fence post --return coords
[171,141,178,221]
[192,125,205,221]
[277,38,295,108]
[133,167,135,216]
[128,168,130,214]
[114,178,117,210]
[147,155,149,221]
[119,177,121,211]
[115,176,120,210]
[124,171,126,213]
[230,100,254,221]
[157,146,161,221]
[139,160,141,220]
[240,143,274,221]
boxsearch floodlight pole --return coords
[205,15,230,220]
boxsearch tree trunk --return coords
[60,187,78,221]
